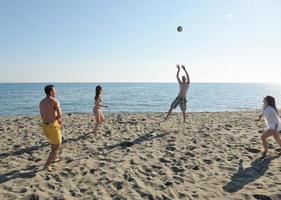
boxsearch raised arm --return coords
[182,65,190,84]
[176,64,181,83]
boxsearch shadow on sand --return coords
[0,133,91,159]
[0,165,41,184]
[0,134,91,184]
[223,153,281,193]
[0,143,49,159]
[101,132,168,155]
[0,132,167,184]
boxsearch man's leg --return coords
[261,130,274,156]
[180,99,187,122]
[164,97,178,121]
[44,144,60,170]
[52,144,60,162]
[164,107,173,121]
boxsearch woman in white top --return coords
[257,96,281,157]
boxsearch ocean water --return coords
[0,83,281,116]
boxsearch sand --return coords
[0,111,281,200]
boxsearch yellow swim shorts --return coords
[41,121,62,144]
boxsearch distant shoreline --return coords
[0,109,263,118]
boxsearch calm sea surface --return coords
[0,83,281,116]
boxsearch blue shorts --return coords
[170,96,187,112]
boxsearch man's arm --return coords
[54,100,62,123]
[182,65,190,84]
[39,102,43,119]
[176,65,181,83]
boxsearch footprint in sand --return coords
[69,189,79,197]
[46,183,55,190]
[99,162,106,167]
[19,188,28,193]
[275,148,281,153]
[173,176,184,184]
[65,158,74,164]
[245,147,260,153]
[113,181,124,190]
[52,174,63,183]
[164,181,173,187]
[123,173,134,182]
[186,145,197,151]
[203,159,213,164]
[192,165,200,170]
[27,193,40,200]
[166,145,176,151]
[253,194,272,200]
[171,166,185,173]
[59,171,69,178]
[159,157,171,163]
[185,152,196,158]
[79,187,87,193]
[112,196,123,200]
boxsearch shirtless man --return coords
[164,64,190,122]
[39,85,62,171]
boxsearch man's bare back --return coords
[40,97,60,124]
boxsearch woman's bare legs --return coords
[261,130,274,156]
[273,132,281,147]
[93,122,99,136]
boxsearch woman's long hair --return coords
[95,85,102,100]
[265,95,278,114]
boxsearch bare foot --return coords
[43,165,53,171]
[52,158,60,163]
[261,151,268,158]
[163,117,168,122]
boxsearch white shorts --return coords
[266,123,281,132]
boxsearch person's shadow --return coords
[0,134,90,184]
[223,154,281,193]
[0,165,41,184]
[0,134,89,159]
[101,132,168,155]
[0,132,167,184]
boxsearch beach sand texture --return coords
[1,111,281,200]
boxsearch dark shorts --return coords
[170,96,187,112]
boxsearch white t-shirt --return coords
[262,106,281,131]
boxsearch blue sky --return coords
[0,0,281,83]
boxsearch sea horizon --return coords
[1,82,281,116]
[1,82,281,84]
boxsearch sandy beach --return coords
[1,111,281,200]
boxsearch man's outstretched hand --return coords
[176,64,180,70]
[181,65,186,70]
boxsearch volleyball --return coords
[177,26,183,32]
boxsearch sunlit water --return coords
[0,83,281,116]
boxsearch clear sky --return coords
[0,0,281,83]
